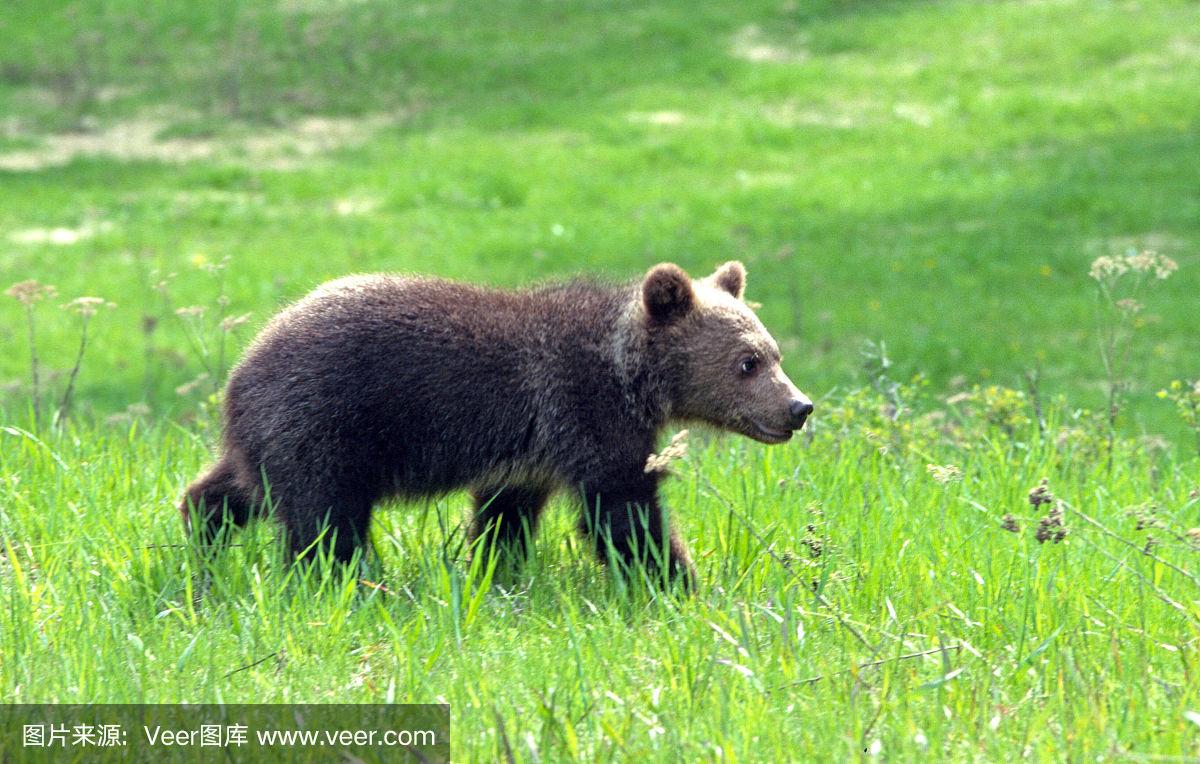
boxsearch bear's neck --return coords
[610,295,675,429]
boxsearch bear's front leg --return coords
[277,488,374,565]
[579,476,697,590]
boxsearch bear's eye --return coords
[739,356,758,376]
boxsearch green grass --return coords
[2,392,1198,759]
[1,0,1199,760]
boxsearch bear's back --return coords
[221,273,642,495]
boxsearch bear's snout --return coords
[788,399,814,429]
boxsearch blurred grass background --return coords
[2,4,1200,759]
[1,0,1197,437]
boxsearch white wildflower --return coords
[1089,255,1127,281]
[63,296,114,317]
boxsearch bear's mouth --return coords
[748,420,794,444]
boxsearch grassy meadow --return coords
[1,0,1198,760]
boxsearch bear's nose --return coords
[789,400,814,427]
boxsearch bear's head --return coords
[642,261,813,443]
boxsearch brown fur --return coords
[181,262,812,587]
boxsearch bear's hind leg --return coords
[470,484,551,566]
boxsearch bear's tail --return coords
[180,455,255,540]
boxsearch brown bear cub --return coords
[181,261,812,587]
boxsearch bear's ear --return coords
[642,263,694,323]
[708,261,746,300]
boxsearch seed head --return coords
[926,463,963,484]
[5,280,57,306]
[220,312,252,332]
[644,430,689,474]
[1028,478,1055,508]
[1035,502,1067,544]
[175,372,210,397]
[801,536,823,558]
